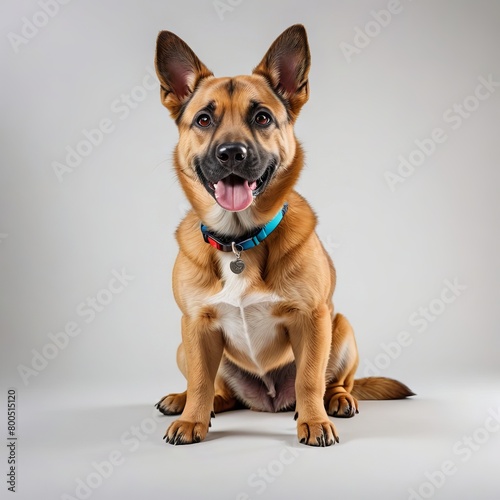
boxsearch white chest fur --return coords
[208,253,282,373]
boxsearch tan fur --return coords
[154,25,413,446]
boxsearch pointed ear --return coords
[253,24,311,118]
[155,31,213,119]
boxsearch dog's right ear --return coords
[155,31,213,119]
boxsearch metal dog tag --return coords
[230,242,245,274]
[230,258,245,274]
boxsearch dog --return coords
[154,24,413,446]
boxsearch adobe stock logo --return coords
[235,445,303,499]
[339,0,409,63]
[384,74,499,191]
[362,277,467,377]
[7,0,73,53]
[61,408,165,500]
[213,0,244,21]
[17,269,134,386]
[52,67,158,182]
[407,406,500,500]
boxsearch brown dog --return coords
[154,24,413,446]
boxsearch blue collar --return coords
[201,203,288,252]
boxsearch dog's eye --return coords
[255,112,272,127]
[196,114,212,128]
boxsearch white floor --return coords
[14,378,500,500]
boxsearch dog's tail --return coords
[351,377,415,400]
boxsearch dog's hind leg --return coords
[324,313,360,418]
[156,344,239,415]
[156,391,186,415]
[155,342,189,415]
[213,373,241,413]
[156,382,239,415]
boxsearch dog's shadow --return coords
[31,398,442,450]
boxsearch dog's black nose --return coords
[216,143,247,169]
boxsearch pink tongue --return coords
[214,175,256,212]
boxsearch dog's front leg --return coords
[288,304,339,447]
[164,313,224,445]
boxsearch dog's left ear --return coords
[253,24,311,119]
[155,31,213,119]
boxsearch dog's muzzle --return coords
[195,142,277,212]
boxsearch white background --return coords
[1,1,499,499]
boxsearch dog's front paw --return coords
[297,418,339,447]
[164,419,209,445]
[156,391,187,415]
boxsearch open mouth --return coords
[196,162,275,212]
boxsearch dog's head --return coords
[155,25,310,234]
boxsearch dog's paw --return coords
[297,419,339,447]
[163,419,209,445]
[156,392,186,415]
[213,394,238,413]
[325,393,359,418]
